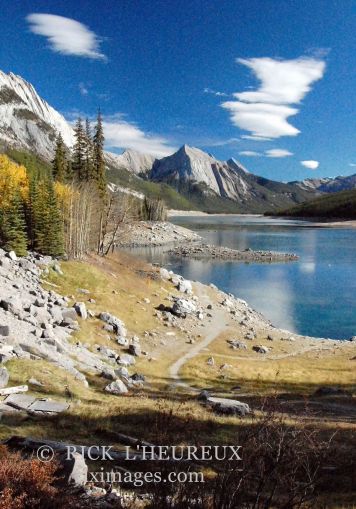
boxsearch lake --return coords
[130,215,356,340]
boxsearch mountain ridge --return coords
[1,68,355,213]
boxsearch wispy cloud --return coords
[204,87,229,97]
[222,56,326,139]
[103,114,176,158]
[239,151,262,157]
[239,148,293,158]
[265,148,293,158]
[301,160,319,169]
[79,82,89,96]
[27,14,106,60]
[349,163,356,167]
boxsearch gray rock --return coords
[159,268,170,280]
[101,367,116,380]
[66,452,88,486]
[252,345,269,354]
[6,251,17,261]
[115,366,129,378]
[27,399,70,413]
[178,279,193,294]
[117,354,136,366]
[77,288,90,294]
[0,296,22,315]
[4,394,36,410]
[131,373,145,382]
[0,325,10,336]
[52,263,63,275]
[62,308,78,322]
[0,367,9,388]
[74,302,87,320]
[198,390,210,401]
[129,343,141,357]
[28,378,44,387]
[99,312,127,337]
[207,356,215,366]
[105,379,128,395]
[171,298,197,317]
[207,397,250,416]
[228,339,247,350]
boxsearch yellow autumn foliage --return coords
[0,154,29,208]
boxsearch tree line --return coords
[0,110,167,259]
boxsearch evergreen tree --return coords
[84,118,94,181]
[93,110,106,194]
[52,133,68,182]
[0,192,28,256]
[30,178,64,256]
[44,180,64,256]
[72,118,86,180]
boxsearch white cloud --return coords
[204,87,228,97]
[103,114,176,158]
[222,101,300,138]
[241,134,272,141]
[265,148,293,158]
[27,14,106,60]
[239,150,261,157]
[301,160,319,169]
[349,163,356,167]
[222,56,326,139]
[79,83,89,96]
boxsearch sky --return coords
[0,0,355,181]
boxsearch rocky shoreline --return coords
[114,221,201,247]
[168,243,299,262]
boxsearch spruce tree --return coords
[52,133,68,182]
[93,110,106,195]
[0,192,28,256]
[44,180,64,256]
[84,118,94,181]
[72,118,86,181]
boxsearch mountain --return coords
[292,174,356,193]
[150,144,316,212]
[1,69,354,214]
[0,70,74,159]
[105,149,156,176]
[271,189,356,219]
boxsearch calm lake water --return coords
[129,216,356,340]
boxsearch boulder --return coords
[171,298,197,317]
[178,279,193,294]
[105,379,128,395]
[228,340,247,350]
[6,251,17,261]
[0,296,22,315]
[101,367,116,380]
[115,366,129,378]
[99,312,127,337]
[74,302,87,320]
[65,452,88,487]
[197,390,210,401]
[52,264,63,276]
[207,397,250,416]
[62,308,78,322]
[117,354,135,366]
[131,373,145,382]
[0,325,10,336]
[129,343,141,357]
[207,356,215,366]
[0,367,9,388]
[252,345,269,354]
[159,268,170,280]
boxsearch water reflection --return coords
[124,216,356,339]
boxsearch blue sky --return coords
[0,0,355,181]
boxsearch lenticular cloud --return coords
[222,56,326,139]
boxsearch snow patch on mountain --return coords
[0,70,74,158]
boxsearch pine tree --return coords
[84,118,94,181]
[0,191,28,256]
[72,118,86,180]
[93,110,106,195]
[52,133,68,182]
[44,180,64,256]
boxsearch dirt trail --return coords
[168,284,228,384]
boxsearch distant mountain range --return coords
[1,69,355,213]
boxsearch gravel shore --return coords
[114,221,201,247]
[168,243,299,262]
